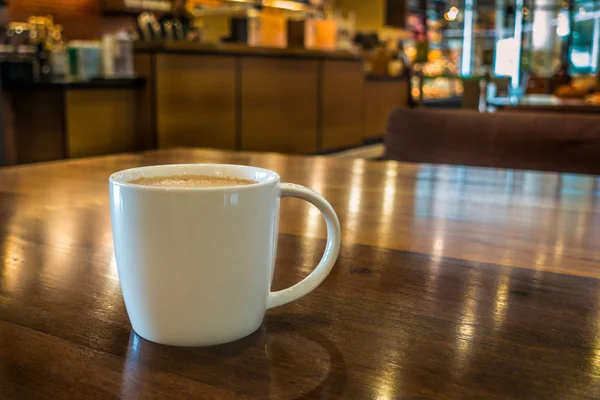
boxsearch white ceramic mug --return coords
[109,164,341,346]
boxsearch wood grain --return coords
[133,53,156,151]
[240,57,319,154]
[65,89,138,158]
[320,60,365,151]
[1,148,600,399]
[155,54,238,150]
[364,79,409,139]
[7,90,66,164]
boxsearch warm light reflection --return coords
[345,159,366,246]
[576,208,588,245]
[493,275,510,330]
[592,346,600,380]
[375,360,401,400]
[1,237,24,294]
[554,239,564,258]
[589,292,600,381]
[375,164,400,248]
[432,237,445,263]
[382,163,398,217]
[121,333,141,397]
[109,256,119,280]
[535,251,547,270]
[454,269,478,376]
[305,159,326,239]
[348,159,365,214]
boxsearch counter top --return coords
[3,77,146,90]
[134,41,362,61]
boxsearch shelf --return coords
[102,7,145,17]
[103,0,318,17]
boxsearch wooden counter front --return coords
[240,57,319,153]
[364,76,410,140]
[156,54,237,149]
[321,60,365,151]
[1,79,144,165]
[135,43,364,154]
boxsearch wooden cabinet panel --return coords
[133,53,155,150]
[10,90,66,164]
[364,79,409,139]
[240,57,319,154]
[66,89,138,158]
[155,54,237,150]
[321,60,364,151]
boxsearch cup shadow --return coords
[121,315,347,399]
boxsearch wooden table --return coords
[1,148,600,399]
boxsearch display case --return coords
[503,0,599,88]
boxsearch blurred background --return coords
[0,0,598,171]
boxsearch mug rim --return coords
[109,163,281,192]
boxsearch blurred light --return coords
[382,164,398,217]
[589,293,600,381]
[562,1,568,8]
[591,7,600,71]
[460,0,474,76]
[263,0,306,11]
[432,237,445,262]
[522,7,529,15]
[511,0,524,89]
[532,8,552,49]
[305,159,326,239]
[493,275,510,330]
[2,237,24,294]
[454,270,478,376]
[580,7,586,15]
[109,256,119,280]
[446,7,458,21]
[571,50,591,67]
[348,160,365,214]
[557,13,570,37]
[494,37,519,79]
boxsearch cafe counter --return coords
[134,42,366,154]
[1,78,145,165]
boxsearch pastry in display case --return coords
[554,76,596,99]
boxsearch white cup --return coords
[109,164,341,346]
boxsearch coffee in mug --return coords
[130,174,257,188]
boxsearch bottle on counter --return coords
[102,31,134,79]
[50,24,67,80]
[30,17,52,81]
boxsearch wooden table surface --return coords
[1,148,600,399]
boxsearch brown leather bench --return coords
[384,108,600,175]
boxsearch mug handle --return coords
[268,183,342,309]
